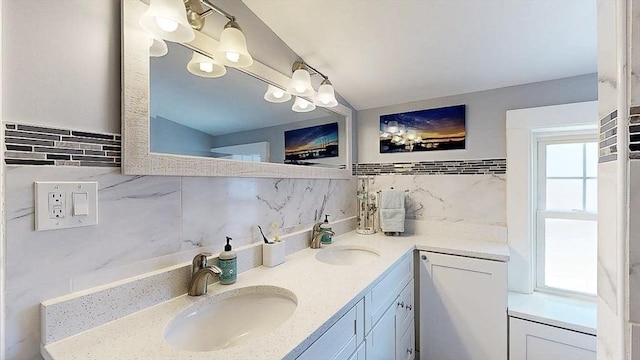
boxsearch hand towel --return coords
[379,190,405,233]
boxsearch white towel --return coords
[379,190,405,233]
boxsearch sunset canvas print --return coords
[379,105,466,153]
[285,122,339,164]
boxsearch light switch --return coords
[35,181,98,231]
[73,192,89,216]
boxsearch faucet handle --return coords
[192,252,212,274]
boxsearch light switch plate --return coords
[34,181,98,231]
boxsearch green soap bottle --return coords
[218,236,237,285]
[320,214,332,244]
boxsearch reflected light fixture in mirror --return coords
[264,85,291,103]
[292,97,316,113]
[187,51,226,78]
[140,0,195,43]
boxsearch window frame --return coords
[533,131,598,299]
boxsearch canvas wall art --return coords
[379,104,466,153]
[285,122,339,164]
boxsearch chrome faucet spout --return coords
[188,252,222,296]
[310,223,336,249]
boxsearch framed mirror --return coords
[122,0,353,178]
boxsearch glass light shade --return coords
[186,52,226,78]
[288,69,315,97]
[148,35,168,57]
[140,0,195,43]
[264,85,291,103]
[387,121,399,134]
[315,83,338,107]
[214,23,253,68]
[292,97,316,113]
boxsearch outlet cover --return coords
[34,181,98,231]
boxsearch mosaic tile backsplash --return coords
[4,123,121,167]
[599,109,618,163]
[630,106,640,159]
[354,158,506,176]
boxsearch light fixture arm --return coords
[198,0,235,22]
[292,60,329,81]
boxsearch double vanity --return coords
[40,230,510,360]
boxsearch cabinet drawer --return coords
[396,319,415,360]
[365,253,413,333]
[395,279,414,339]
[298,299,364,360]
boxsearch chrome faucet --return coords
[188,252,222,296]
[310,223,336,249]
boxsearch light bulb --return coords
[295,85,306,93]
[273,90,284,99]
[299,101,309,109]
[199,62,213,73]
[155,17,179,32]
[226,51,240,63]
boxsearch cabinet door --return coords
[509,317,596,360]
[298,299,363,360]
[365,304,396,360]
[396,319,415,360]
[419,251,507,360]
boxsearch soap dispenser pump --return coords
[320,214,333,244]
[218,236,237,285]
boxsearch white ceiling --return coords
[243,0,597,110]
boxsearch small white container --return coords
[263,241,286,267]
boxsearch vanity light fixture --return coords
[186,51,226,78]
[148,35,168,57]
[264,85,292,103]
[288,62,315,97]
[140,0,195,43]
[214,20,253,68]
[315,79,338,107]
[292,97,316,113]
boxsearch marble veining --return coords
[4,165,356,359]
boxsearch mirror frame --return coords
[122,0,353,178]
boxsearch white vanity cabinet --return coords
[419,251,507,360]
[298,253,415,360]
[509,317,596,360]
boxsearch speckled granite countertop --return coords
[42,232,509,360]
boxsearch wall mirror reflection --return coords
[150,42,347,168]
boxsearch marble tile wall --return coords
[4,165,356,360]
[367,173,507,240]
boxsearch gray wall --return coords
[357,73,598,163]
[211,114,347,166]
[151,116,217,157]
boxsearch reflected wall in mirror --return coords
[121,0,353,178]
[149,42,347,168]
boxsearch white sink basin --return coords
[315,245,380,265]
[164,286,297,352]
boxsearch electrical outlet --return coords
[48,192,66,219]
[35,181,98,231]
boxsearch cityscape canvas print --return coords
[285,122,339,164]
[379,105,466,153]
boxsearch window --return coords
[535,135,598,296]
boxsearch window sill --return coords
[508,291,597,335]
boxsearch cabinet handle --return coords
[406,304,412,311]
[407,348,413,355]
[397,301,404,308]
[421,255,427,260]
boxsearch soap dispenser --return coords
[218,236,237,285]
[320,214,333,244]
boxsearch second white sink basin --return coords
[315,245,380,265]
[164,285,297,352]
